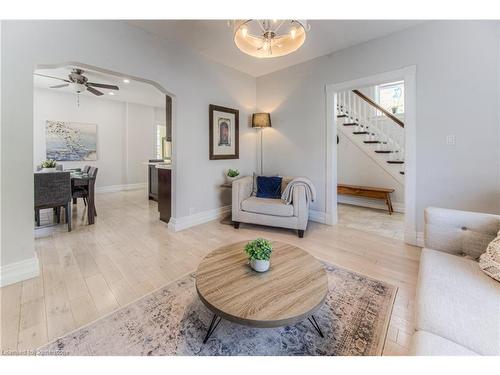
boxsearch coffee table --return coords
[196,240,329,343]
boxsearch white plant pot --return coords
[250,259,270,273]
[42,167,57,172]
[225,175,239,184]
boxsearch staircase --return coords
[337,89,405,185]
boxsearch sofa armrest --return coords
[292,185,309,230]
[424,207,500,258]
[232,176,253,215]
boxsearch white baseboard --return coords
[95,183,147,193]
[338,195,405,213]
[0,254,40,287]
[404,230,424,247]
[168,205,231,232]
[309,210,327,224]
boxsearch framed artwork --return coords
[209,104,239,160]
[46,120,97,161]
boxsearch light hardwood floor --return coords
[0,189,420,355]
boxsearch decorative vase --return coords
[225,175,239,184]
[250,259,270,272]
[42,167,57,172]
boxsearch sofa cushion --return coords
[241,196,294,217]
[416,248,500,355]
[410,331,478,356]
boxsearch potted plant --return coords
[244,238,273,272]
[41,159,57,172]
[226,168,240,184]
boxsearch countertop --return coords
[155,164,172,169]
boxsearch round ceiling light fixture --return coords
[233,20,309,58]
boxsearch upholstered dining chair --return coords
[34,171,72,231]
[72,166,98,216]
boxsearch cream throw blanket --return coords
[281,177,316,205]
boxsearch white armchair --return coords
[231,176,309,237]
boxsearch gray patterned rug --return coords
[38,263,397,356]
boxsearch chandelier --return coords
[232,20,309,58]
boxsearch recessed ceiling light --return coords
[108,92,115,96]
[123,79,130,83]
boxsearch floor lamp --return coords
[252,113,272,175]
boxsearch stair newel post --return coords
[340,91,347,115]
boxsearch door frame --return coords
[325,65,418,245]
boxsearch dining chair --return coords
[34,171,72,231]
[83,165,91,174]
[72,166,98,216]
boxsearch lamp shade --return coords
[252,113,272,128]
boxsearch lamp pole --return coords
[260,128,264,174]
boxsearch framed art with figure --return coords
[209,104,239,160]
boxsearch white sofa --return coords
[410,207,500,355]
[232,176,309,237]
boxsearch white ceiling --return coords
[34,66,166,108]
[130,20,424,77]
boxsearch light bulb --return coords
[241,25,248,38]
[290,27,296,39]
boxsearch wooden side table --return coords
[220,183,233,225]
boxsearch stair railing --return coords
[337,89,405,166]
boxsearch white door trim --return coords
[325,66,418,245]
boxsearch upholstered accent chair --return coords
[232,176,309,237]
[34,171,72,231]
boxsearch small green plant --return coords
[227,168,240,178]
[244,238,273,261]
[41,159,57,168]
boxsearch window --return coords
[156,124,166,159]
[376,81,404,115]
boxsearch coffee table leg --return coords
[308,315,324,338]
[203,314,222,344]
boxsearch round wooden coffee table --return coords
[196,240,328,343]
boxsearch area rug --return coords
[38,263,397,356]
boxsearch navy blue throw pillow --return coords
[256,176,282,199]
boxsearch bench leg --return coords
[385,193,393,214]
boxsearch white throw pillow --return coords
[479,230,500,282]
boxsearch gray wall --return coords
[1,21,257,271]
[256,21,500,231]
[34,88,158,188]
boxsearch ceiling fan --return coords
[34,68,119,96]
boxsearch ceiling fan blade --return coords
[50,84,70,89]
[34,73,70,82]
[87,82,119,90]
[86,86,104,96]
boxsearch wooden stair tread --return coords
[375,150,393,153]
[400,171,405,175]
[363,141,380,144]
[343,122,357,126]
[337,114,347,118]
[352,131,368,134]
[387,160,404,164]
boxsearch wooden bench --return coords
[337,184,395,214]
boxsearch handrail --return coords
[352,89,404,128]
